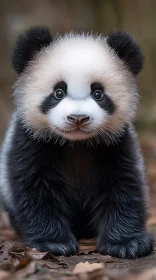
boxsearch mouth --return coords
[55,126,94,140]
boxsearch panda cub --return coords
[0,26,153,258]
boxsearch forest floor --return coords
[0,211,156,280]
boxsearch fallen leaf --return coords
[24,247,58,261]
[24,247,49,260]
[0,270,11,280]
[73,261,104,274]
[42,252,58,261]
[102,255,113,263]
[117,268,156,280]
[38,260,61,270]
[12,256,31,269]
[12,261,41,280]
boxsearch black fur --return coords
[11,26,53,74]
[4,120,153,258]
[107,30,144,75]
[91,82,116,114]
[40,81,67,114]
[40,93,63,113]
[54,81,67,92]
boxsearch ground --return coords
[0,211,156,280]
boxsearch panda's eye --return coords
[54,89,65,100]
[93,90,104,101]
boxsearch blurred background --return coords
[0,0,156,211]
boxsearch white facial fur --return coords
[48,97,107,140]
[13,33,138,142]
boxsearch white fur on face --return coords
[13,34,138,141]
[48,97,107,140]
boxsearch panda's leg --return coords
[15,204,78,256]
[1,189,78,255]
[12,184,78,256]
[24,216,78,256]
[95,176,153,259]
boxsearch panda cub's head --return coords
[12,26,143,143]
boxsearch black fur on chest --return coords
[8,121,120,190]
[6,121,145,240]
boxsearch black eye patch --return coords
[54,81,67,92]
[91,82,116,114]
[40,81,67,114]
[91,82,104,92]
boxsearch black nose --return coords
[67,114,90,124]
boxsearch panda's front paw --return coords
[97,232,153,259]
[26,238,78,256]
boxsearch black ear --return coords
[11,26,53,74]
[107,30,144,75]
